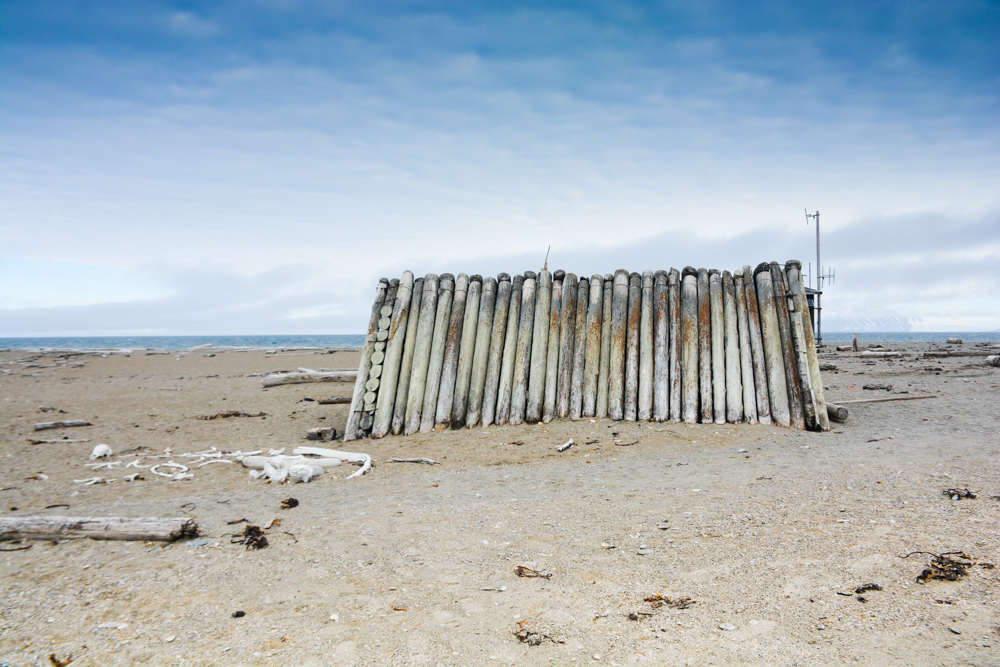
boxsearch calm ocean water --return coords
[0,332,995,350]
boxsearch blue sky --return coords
[2,0,998,335]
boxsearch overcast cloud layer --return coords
[2,1,998,335]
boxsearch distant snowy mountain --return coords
[820,306,911,332]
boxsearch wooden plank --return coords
[596,274,614,419]
[770,262,805,429]
[569,274,590,420]
[709,270,726,424]
[466,277,498,427]
[722,271,743,423]
[419,274,455,433]
[526,270,552,423]
[734,270,758,424]
[680,267,700,424]
[668,268,682,422]
[623,272,642,421]
[0,516,198,542]
[434,274,469,431]
[402,275,439,435]
[607,269,630,420]
[542,273,565,423]
[481,273,512,426]
[343,278,388,441]
[391,277,425,435]
[754,264,790,427]
[582,275,604,418]
[451,276,482,428]
[509,272,537,425]
[494,274,523,425]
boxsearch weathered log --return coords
[371,273,415,438]
[419,274,455,432]
[743,265,771,425]
[986,355,1000,367]
[33,420,91,431]
[542,274,565,423]
[403,274,440,435]
[836,345,853,352]
[860,350,903,358]
[637,270,655,421]
[466,277,498,427]
[569,274,590,419]
[385,278,400,310]
[525,270,552,423]
[481,274,512,426]
[582,275,603,418]
[786,260,828,431]
[451,276,483,427]
[680,267,700,424]
[697,268,713,423]
[668,268,682,422]
[709,270,726,424]
[391,277,424,434]
[722,271,743,423]
[433,274,469,431]
[754,264,790,427]
[652,271,669,422]
[318,397,352,405]
[770,263,805,429]
[494,274,523,425]
[596,274,614,419]
[0,516,199,542]
[556,274,578,419]
[826,401,849,421]
[510,272,537,425]
[946,337,963,344]
[623,272,642,421]
[608,269,630,420]
[836,395,937,405]
[261,370,358,388]
[852,333,860,352]
[733,270,758,424]
[341,278,388,441]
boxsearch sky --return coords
[1,0,998,336]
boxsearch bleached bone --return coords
[90,444,113,460]
[125,460,150,469]
[294,446,371,479]
[241,455,342,470]
[73,477,110,485]
[123,473,144,482]
[289,464,325,483]
[150,462,189,478]
[85,461,121,469]
[268,448,286,456]
[198,459,232,467]
[262,461,288,483]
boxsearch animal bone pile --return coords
[73,444,371,485]
[345,261,829,440]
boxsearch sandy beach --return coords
[1,342,998,666]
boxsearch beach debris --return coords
[513,621,564,645]
[318,397,352,404]
[48,653,72,667]
[862,383,893,391]
[25,473,48,481]
[947,338,964,344]
[854,583,882,594]
[296,446,372,479]
[122,473,145,482]
[227,518,249,525]
[819,363,838,370]
[261,368,358,388]
[89,444,113,460]
[0,542,32,552]
[645,594,695,609]
[280,498,299,509]
[826,401,849,421]
[389,458,440,464]
[73,477,109,485]
[233,524,268,550]
[0,516,198,542]
[150,462,193,480]
[262,518,283,530]
[197,459,232,467]
[903,551,982,583]
[719,622,736,631]
[942,488,976,500]
[556,438,574,452]
[306,427,338,441]
[232,610,246,618]
[627,611,652,620]
[28,438,90,445]
[514,563,552,579]
[195,411,267,420]
[614,440,639,447]
[34,420,91,431]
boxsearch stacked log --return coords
[341,259,833,441]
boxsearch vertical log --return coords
[526,270,552,423]
[434,274,469,431]
[607,269,630,421]
[697,268,713,423]
[385,278,400,310]
[510,272,536,425]
[754,264,790,427]
[596,274,614,419]
[569,275,589,419]
[786,260,828,430]
[638,270,655,421]
[556,274,578,419]
[582,275,603,417]
[681,267,700,424]
[372,272,415,438]
[392,277,424,435]
[623,272,642,421]
[709,270,726,424]
[481,274,512,427]
[652,271,669,422]
[734,270,759,425]
[722,271,743,423]
[779,263,816,429]
[419,274,454,433]
[451,276,482,428]
[465,277,498,427]
[494,274,522,425]
[743,265,771,425]
[542,273,565,423]
[344,278,389,441]
[668,268,682,422]
[852,333,860,352]
[770,262,805,430]
[403,275,439,435]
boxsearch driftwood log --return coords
[569,275,590,419]
[526,270,553,423]
[754,264,790,427]
[0,516,198,542]
[638,270,655,421]
[262,370,358,388]
[420,274,455,433]
[509,272,536,425]
[433,274,469,430]
[652,271,669,422]
[451,276,483,428]
[734,270,758,424]
[343,278,388,441]
[494,275,523,425]
[481,274,512,426]
[403,274,440,435]
[582,275,603,418]
[623,272,642,421]
[596,274,614,419]
[372,273,415,438]
[709,270,726,424]
[608,270,629,421]
[743,264,771,425]
[826,401,849,421]
[770,262,805,429]
[668,268,682,422]
[33,420,91,431]
[544,274,565,423]
[697,268,713,423]
[722,271,743,423]
[466,277,498,427]
[680,267,700,424]
[389,276,423,435]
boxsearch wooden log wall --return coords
[343,260,831,441]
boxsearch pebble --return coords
[164,635,176,642]
[949,627,961,635]
[719,623,736,631]
[97,622,127,629]
[593,654,602,660]
[186,539,209,547]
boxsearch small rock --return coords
[164,635,176,642]
[949,627,961,635]
[737,449,747,453]
[593,654,602,660]
[719,622,736,631]
[232,610,245,618]
[330,613,339,622]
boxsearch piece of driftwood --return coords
[543,274,565,423]
[0,516,198,542]
[826,402,849,421]
[680,268,700,424]
[294,446,371,478]
[555,273,577,420]
[853,334,860,351]
[623,273,642,421]
[481,274,512,426]
[733,270,758,424]
[922,350,992,358]
[836,346,853,352]
[403,274,440,435]
[608,269,629,421]
[697,268,713,423]
[860,351,904,358]
[709,270,726,424]
[668,268,682,422]
[836,395,937,405]
[391,277,424,434]
[946,337,963,344]
[372,273,415,438]
[582,275,603,418]
[596,274,614,419]
[466,277,497,427]
[306,427,338,441]
[421,275,454,432]
[262,370,357,388]
[743,264,771,425]
[451,276,482,428]
[787,261,829,431]
[509,272,537,426]
[28,438,90,444]
[557,438,574,452]
[494,274,523,425]
[754,264,790,427]
[389,458,439,465]
[433,274,468,430]
[652,271,669,422]
[526,270,553,423]
[638,271,655,421]
[344,279,388,441]
[988,355,1000,367]
[317,397,351,405]
[34,420,91,431]
[569,275,590,420]
[722,271,743,423]
[781,263,816,429]
[770,263,805,429]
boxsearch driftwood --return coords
[543,275,565,423]
[709,270,726,424]
[34,420,91,431]
[0,516,198,542]
[787,261,829,431]
[637,271,655,421]
[836,346,853,352]
[372,273,415,438]
[596,274,614,419]
[860,351,904,358]
[853,334,860,352]
[262,370,357,388]
[466,277,497,427]
[722,271,743,424]
[389,458,439,465]
[28,438,90,444]
[451,276,483,428]
[509,272,537,426]
[836,395,938,405]
[494,274,523,425]
[555,273,576,420]
[390,277,422,434]
[481,274,512,426]
[433,274,468,430]
[743,264,771,425]
[668,268,682,422]
[826,402,849,421]
[317,397,351,405]
[988,355,1000,367]
[623,273,642,421]
[652,271,669,422]
[582,275,603,418]
[569,275,590,420]
[680,268,700,424]
[344,279,388,441]
[420,274,454,433]
[608,270,629,420]
[923,350,993,358]
[526,270,553,423]
[697,268,713,423]
[770,263,805,429]
[734,270,758,424]
[754,264,790,427]
[403,274,440,435]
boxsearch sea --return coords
[0,332,996,350]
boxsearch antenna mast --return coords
[805,209,834,345]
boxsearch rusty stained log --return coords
[697,268,713,423]
[754,264,790,427]
[494,275,523,425]
[770,262,805,429]
[709,270,726,424]
[581,275,604,418]
[343,278,388,441]
[433,274,469,431]
[556,273,579,419]
[743,265,772,425]
[652,271,669,422]
[509,272,537,425]
[569,275,590,420]
[786,260,828,431]
[1,516,199,542]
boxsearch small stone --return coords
[593,654,602,660]
[719,622,736,631]
[232,610,246,618]
[737,449,747,453]
[330,613,339,622]
[949,627,961,635]
[164,635,176,642]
